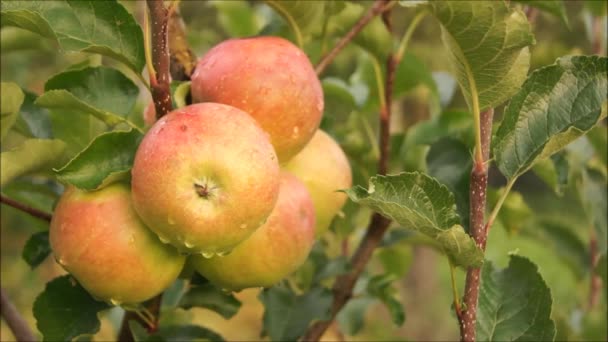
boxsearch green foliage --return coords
[494,55,608,181]
[33,275,111,341]
[132,323,226,342]
[54,129,142,190]
[513,0,569,27]
[179,282,242,319]
[22,231,50,268]
[345,172,483,268]
[0,139,67,187]
[367,274,405,326]
[429,0,535,110]
[579,168,607,254]
[0,82,24,141]
[477,255,556,341]
[426,138,471,229]
[259,285,332,341]
[0,0,145,73]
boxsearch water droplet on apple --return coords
[110,298,122,306]
[239,223,247,229]
[221,288,232,294]
[292,126,300,138]
[201,251,215,259]
[158,235,170,244]
[128,235,135,244]
[184,241,195,248]
[216,249,232,257]
[57,257,66,266]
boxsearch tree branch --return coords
[147,0,173,119]
[0,195,52,222]
[459,108,494,342]
[302,3,397,340]
[1,287,37,342]
[315,0,392,76]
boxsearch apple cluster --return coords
[49,36,352,305]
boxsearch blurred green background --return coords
[1,1,606,341]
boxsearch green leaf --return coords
[394,52,440,115]
[336,297,375,335]
[367,274,405,326]
[179,282,242,319]
[427,138,472,230]
[493,55,608,181]
[587,125,607,167]
[345,172,483,268]
[212,0,261,37]
[54,129,142,190]
[259,285,332,341]
[429,1,535,110]
[33,275,111,342]
[14,91,53,139]
[22,231,51,269]
[148,325,225,342]
[0,0,145,72]
[328,2,392,61]
[0,139,66,187]
[0,82,25,142]
[513,0,569,27]
[532,151,569,196]
[584,0,607,17]
[477,255,556,341]
[37,66,139,127]
[579,168,607,254]
[264,0,324,46]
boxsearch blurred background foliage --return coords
[1,1,606,341]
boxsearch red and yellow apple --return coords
[131,103,280,255]
[190,36,323,163]
[191,172,315,291]
[284,130,352,236]
[49,183,185,305]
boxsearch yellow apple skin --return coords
[284,130,352,236]
[131,103,280,255]
[49,183,185,305]
[191,172,315,291]
[190,36,323,163]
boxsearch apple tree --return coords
[0,1,606,341]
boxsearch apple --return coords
[131,103,281,255]
[284,130,352,236]
[49,183,185,305]
[190,36,324,163]
[191,172,315,291]
[143,102,156,126]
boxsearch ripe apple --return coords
[49,183,185,305]
[191,172,315,291]
[190,36,324,163]
[131,103,281,255]
[284,130,352,236]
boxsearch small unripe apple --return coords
[49,183,185,305]
[131,103,280,255]
[191,36,323,163]
[284,130,352,236]
[191,172,315,291]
